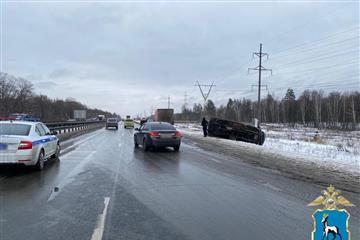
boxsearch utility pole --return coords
[167,96,170,109]
[194,81,216,107]
[184,91,188,120]
[248,43,272,126]
[184,91,188,109]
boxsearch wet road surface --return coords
[0,125,359,240]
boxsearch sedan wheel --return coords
[143,139,149,152]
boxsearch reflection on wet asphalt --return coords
[0,126,358,240]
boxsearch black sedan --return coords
[134,122,182,151]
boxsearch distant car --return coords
[134,122,182,151]
[106,118,118,130]
[124,118,134,128]
[0,121,60,170]
[9,113,40,122]
[0,117,16,121]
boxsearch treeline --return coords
[0,72,117,122]
[176,89,360,130]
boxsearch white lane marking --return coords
[62,131,103,152]
[263,182,282,192]
[91,197,110,240]
[207,157,221,163]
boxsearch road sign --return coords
[74,110,87,120]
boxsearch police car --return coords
[0,121,60,170]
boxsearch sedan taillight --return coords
[148,131,160,138]
[173,131,182,138]
[18,140,32,150]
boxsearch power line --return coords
[279,50,358,67]
[269,37,359,60]
[274,60,358,74]
[272,64,359,80]
[264,3,356,48]
[270,26,359,56]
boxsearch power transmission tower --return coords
[248,43,272,125]
[194,81,216,107]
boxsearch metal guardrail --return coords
[45,121,105,134]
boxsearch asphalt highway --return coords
[0,125,358,240]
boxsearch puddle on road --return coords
[47,150,97,201]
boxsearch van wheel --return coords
[35,151,45,171]
[258,132,265,145]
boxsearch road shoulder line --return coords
[91,197,111,240]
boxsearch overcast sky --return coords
[1,1,359,116]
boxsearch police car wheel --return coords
[52,143,60,159]
[35,151,45,171]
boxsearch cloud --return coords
[34,81,58,89]
[48,68,73,79]
[3,2,359,115]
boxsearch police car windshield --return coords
[0,123,31,136]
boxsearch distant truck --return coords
[208,117,265,145]
[97,115,105,121]
[124,115,134,128]
[154,109,174,125]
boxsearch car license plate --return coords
[161,133,172,139]
[0,143,8,150]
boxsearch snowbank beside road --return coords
[175,123,360,176]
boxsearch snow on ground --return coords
[175,123,360,175]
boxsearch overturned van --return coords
[208,117,265,145]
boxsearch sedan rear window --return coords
[150,123,175,131]
[0,124,31,136]
[107,118,117,122]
